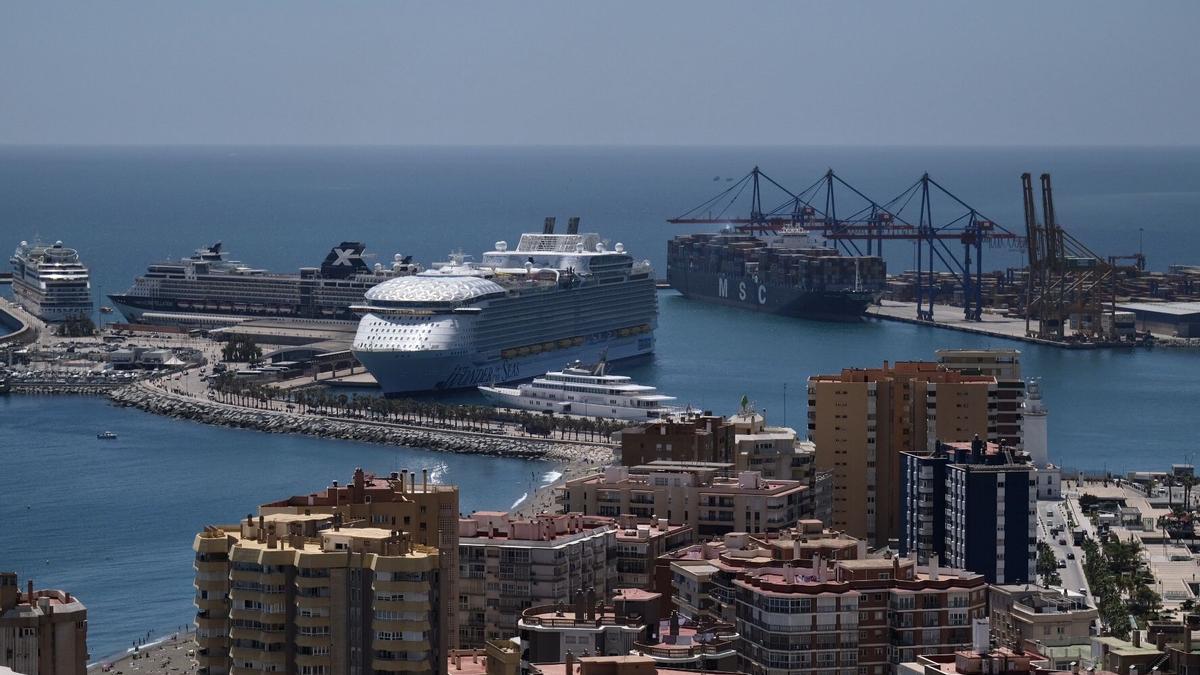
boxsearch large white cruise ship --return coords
[478,358,679,420]
[9,240,94,322]
[109,242,420,326]
[352,219,658,394]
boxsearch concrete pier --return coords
[0,297,36,347]
[866,300,1137,349]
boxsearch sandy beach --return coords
[510,455,607,519]
[88,633,197,674]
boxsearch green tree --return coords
[221,336,262,363]
[56,314,96,337]
[1036,541,1062,587]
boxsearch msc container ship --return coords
[9,240,94,322]
[667,227,886,319]
[352,218,657,394]
[109,242,420,326]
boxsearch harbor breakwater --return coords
[109,383,614,463]
[0,301,34,345]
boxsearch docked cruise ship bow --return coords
[351,222,658,395]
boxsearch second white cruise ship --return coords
[352,218,657,394]
[9,240,94,322]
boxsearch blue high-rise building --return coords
[900,437,1036,584]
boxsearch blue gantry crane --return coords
[668,166,1025,321]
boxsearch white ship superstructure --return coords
[9,240,93,322]
[109,242,419,326]
[478,359,678,420]
[352,219,657,394]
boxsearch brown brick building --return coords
[808,361,996,547]
[619,414,732,467]
[0,573,87,675]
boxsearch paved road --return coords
[1037,498,1089,596]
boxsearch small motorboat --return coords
[96,431,118,440]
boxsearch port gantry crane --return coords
[668,166,1024,321]
[1020,172,1142,340]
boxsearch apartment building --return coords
[637,618,739,673]
[734,556,988,675]
[729,412,836,527]
[899,645,1101,675]
[536,654,724,675]
[0,573,87,675]
[517,588,661,664]
[446,649,721,675]
[988,585,1097,665]
[808,360,997,547]
[936,349,1025,449]
[660,523,866,624]
[560,464,808,537]
[900,439,1037,584]
[610,516,693,592]
[457,512,617,647]
[728,412,807,479]
[619,413,733,467]
[259,467,461,648]
[194,512,444,675]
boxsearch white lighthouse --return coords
[1022,378,1049,466]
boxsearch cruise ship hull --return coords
[108,242,418,327]
[668,267,879,320]
[356,333,654,395]
[11,283,93,322]
[109,294,355,325]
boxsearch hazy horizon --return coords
[4,1,1199,147]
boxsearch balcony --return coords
[295,575,331,589]
[195,595,227,611]
[295,594,331,608]
[373,638,429,652]
[194,560,227,575]
[370,660,433,672]
[633,638,737,661]
[519,604,643,629]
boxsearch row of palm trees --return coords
[1081,536,1161,639]
[208,375,628,441]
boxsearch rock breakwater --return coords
[109,384,614,463]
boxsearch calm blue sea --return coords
[2,146,1200,659]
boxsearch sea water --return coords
[2,145,1200,658]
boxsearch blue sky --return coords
[2,1,1197,145]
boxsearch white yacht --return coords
[478,359,678,420]
[352,218,658,394]
[9,240,93,322]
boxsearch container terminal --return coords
[669,167,1200,347]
